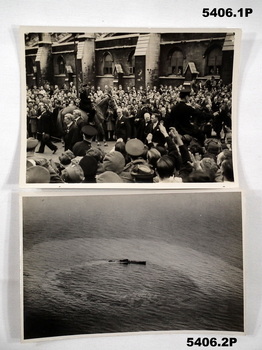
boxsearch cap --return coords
[96,171,123,183]
[103,151,125,174]
[27,138,38,150]
[131,164,154,179]
[61,165,84,183]
[26,166,50,183]
[125,138,144,157]
[81,125,98,137]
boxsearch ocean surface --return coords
[23,192,243,339]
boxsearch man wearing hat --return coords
[26,165,51,183]
[72,125,98,157]
[168,89,205,145]
[26,137,39,168]
[121,138,148,182]
[131,164,155,183]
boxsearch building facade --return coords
[24,31,235,90]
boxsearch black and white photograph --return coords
[2,1,262,349]
[22,29,239,188]
[22,191,244,340]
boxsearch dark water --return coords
[23,193,243,339]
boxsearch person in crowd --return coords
[26,165,51,183]
[155,155,182,183]
[136,112,152,143]
[27,102,38,138]
[36,104,58,154]
[154,124,192,182]
[150,114,166,146]
[131,163,155,183]
[63,113,79,151]
[96,171,123,183]
[114,107,131,142]
[167,89,205,145]
[26,137,39,168]
[104,105,116,141]
[220,159,234,182]
[102,151,126,176]
[79,155,98,183]
[25,79,234,183]
[72,125,98,157]
[147,148,161,169]
[120,138,148,182]
[61,163,84,183]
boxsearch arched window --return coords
[170,50,183,75]
[128,50,135,75]
[103,52,113,75]
[26,57,34,74]
[57,55,66,75]
[207,47,222,75]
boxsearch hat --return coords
[125,138,144,157]
[103,151,125,174]
[81,125,98,137]
[26,159,36,168]
[131,164,154,180]
[79,156,98,178]
[179,89,191,98]
[206,140,221,155]
[26,166,50,183]
[27,138,38,150]
[61,164,84,183]
[60,150,75,159]
[86,147,105,162]
[96,171,123,183]
[59,150,75,165]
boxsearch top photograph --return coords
[20,29,240,188]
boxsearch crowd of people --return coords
[26,78,234,184]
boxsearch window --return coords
[26,57,34,74]
[207,47,222,75]
[170,50,183,75]
[57,55,66,75]
[103,53,113,75]
[128,51,135,75]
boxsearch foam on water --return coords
[23,237,243,338]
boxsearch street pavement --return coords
[33,140,117,163]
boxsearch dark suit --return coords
[169,102,197,134]
[115,117,131,142]
[136,120,152,143]
[168,102,205,145]
[151,122,166,145]
[38,111,57,153]
[64,122,81,151]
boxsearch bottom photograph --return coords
[21,191,244,340]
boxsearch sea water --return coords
[23,193,243,339]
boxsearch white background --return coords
[1,0,262,349]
